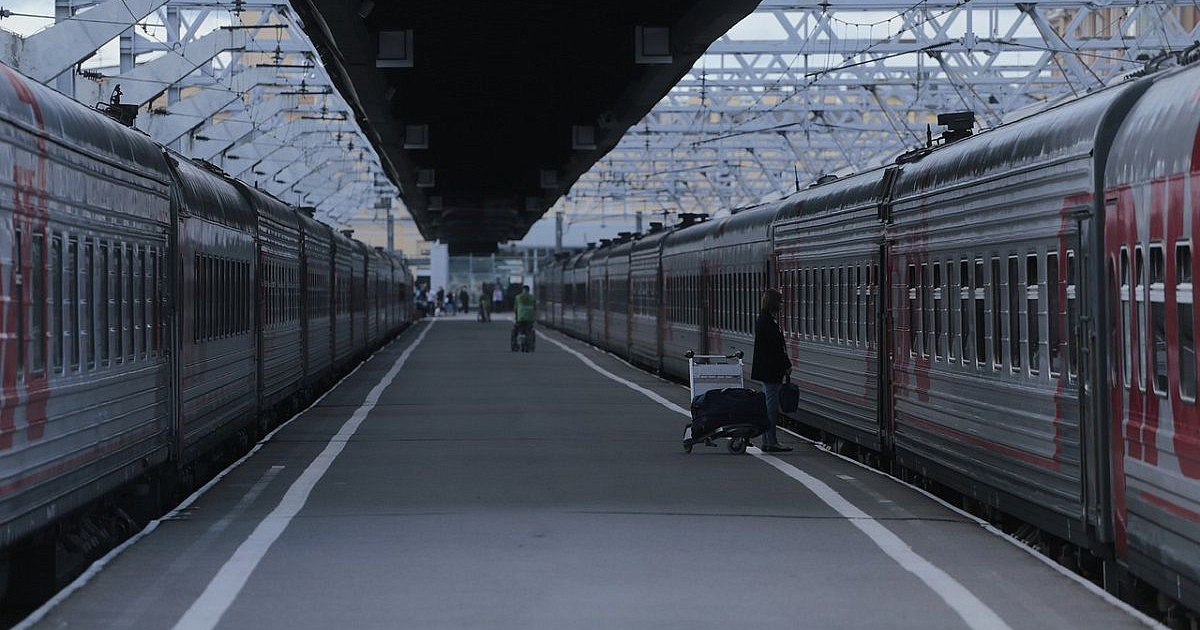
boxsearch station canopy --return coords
[290,0,762,253]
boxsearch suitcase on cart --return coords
[682,350,766,454]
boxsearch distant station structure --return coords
[0,0,401,247]
[563,0,1200,220]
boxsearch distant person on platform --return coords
[436,287,445,316]
[459,287,470,315]
[493,285,505,312]
[511,285,536,350]
[751,288,793,453]
[479,287,492,322]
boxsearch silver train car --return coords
[0,61,415,600]
[537,57,1200,614]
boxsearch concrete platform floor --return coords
[18,320,1160,630]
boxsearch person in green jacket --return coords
[511,285,536,351]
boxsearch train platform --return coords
[15,319,1161,630]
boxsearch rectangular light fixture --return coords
[404,124,429,149]
[378,30,414,68]
[572,125,596,150]
[635,26,672,64]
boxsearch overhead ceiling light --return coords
[404,124,429,149]
[635,26,672,64]
[378,30,414,68]
[416,169,435,188]
[572,125,596,150]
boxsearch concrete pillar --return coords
[386,209,395,252]
[53,0,74,97]
[430,241,450,297]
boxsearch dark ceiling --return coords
[291,0,761,254]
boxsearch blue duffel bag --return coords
[690,387,769,437]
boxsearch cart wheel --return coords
[683,439,694,454]
[728,437,747,454]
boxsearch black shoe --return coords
[761,444,793,453]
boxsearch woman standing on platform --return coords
[751,288,793,453]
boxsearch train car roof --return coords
[1105,61,1200,186]
[168,154,257,231]
[296,210,332,239]
[663,203,777,255]
[709,203,779,247]
[235,183,299,231]
[571,248,596,269]
[774,168,890,223]
[891,75,1147,200]
[0,64,169,181]
[630,226,674,255]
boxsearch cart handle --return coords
[684,350,744,360]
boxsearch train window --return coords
[948,261,960,361]
[849,266,858,345]
[193,254,200,341]
[801,270,807,336]
[973,260,985,365]
[148,248,157,353]
[958,260,970,365]
[844,266,852,342]
[99,242,110,365]
[13,229,23,378]
[67,237,78,371]
[84,241,94,368]
[824,267,833,340]
[923,263,934,358]
[1177,242,1195,402]
[125,246,133,360]
[1048,253,1061,377]
[1027,254,1040,377]
[132,246,141,358]
[115,244,124,362]
[1136,246,1147,391]
[907,264,917,355]
[840,266,849,343]
[1108,261,1119,384]
[933,262,944,360]
[51,234,62,373]
[990,257,1002,369]
[869,264,878,350]
[1120,247,1131,388]
[1150,244,1167,397]
[1008,256,1022,373]
[859,266,868,345]
[30,231,44,375]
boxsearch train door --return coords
[877,242,895,454]
[1082,196,1115,548]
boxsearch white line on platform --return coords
[170,320,435,630]
[538,329,1014,630]
[774,425,1170,630]
[11,326,421,630]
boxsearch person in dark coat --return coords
[751,288,793,452]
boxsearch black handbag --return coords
[780,374,800,413]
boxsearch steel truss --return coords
[0,0,399,232]
[562,0,1200,220]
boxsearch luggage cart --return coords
[682,350,763,454]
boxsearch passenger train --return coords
[0,62,415,603]
[538,56,1200,616]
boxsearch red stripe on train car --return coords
[903,414,1061,471]
[1139,490,1200,524]
[0,423,161,497]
